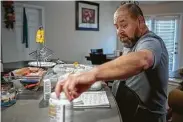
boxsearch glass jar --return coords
[1,82,17,107]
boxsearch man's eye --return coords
[122,24,127,28]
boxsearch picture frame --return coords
[75,1,99,31]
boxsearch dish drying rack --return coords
[29,46,54,67]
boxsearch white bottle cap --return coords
[50,92,67,100]
[60,92,67,99]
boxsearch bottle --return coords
[43,79,51,100]
[49,92,73,122]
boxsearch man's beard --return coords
[120,34,139,48]
[120,37,139,48]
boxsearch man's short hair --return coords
[119,3,144,20]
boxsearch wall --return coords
[0,2,1,61]
[1,6,19,62]
[0,3,2,71]
[1,1,117,64]
[35,1,117,64]
[140,2,183,68]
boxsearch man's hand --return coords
[55,71,97,101]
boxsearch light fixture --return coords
[121,1,139,5]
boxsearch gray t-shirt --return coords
[122,31,169,115]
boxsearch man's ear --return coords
[138,16,145,28]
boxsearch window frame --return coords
[144,13,182,72]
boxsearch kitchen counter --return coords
[1,61,122,122]
[1,86,122,122]
[2,59,71,73]
[2,60,31,72]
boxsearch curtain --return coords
[22,7,28,48]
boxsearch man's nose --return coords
[118,28,125,34]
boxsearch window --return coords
[145,17,152,30]
[145,15,180,74]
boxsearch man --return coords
[55,3,169,122]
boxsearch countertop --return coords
[2,59,71,72]
[1,86,122,122]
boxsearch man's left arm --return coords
[91,38,162,81]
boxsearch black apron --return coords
[115,81,165,122]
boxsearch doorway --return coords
[1,3,45,63]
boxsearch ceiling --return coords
[111,1,172,5]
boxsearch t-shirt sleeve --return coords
[135,38,162,69]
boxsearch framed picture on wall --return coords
[75,1,99,31]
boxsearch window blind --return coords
[145,15,179,73]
